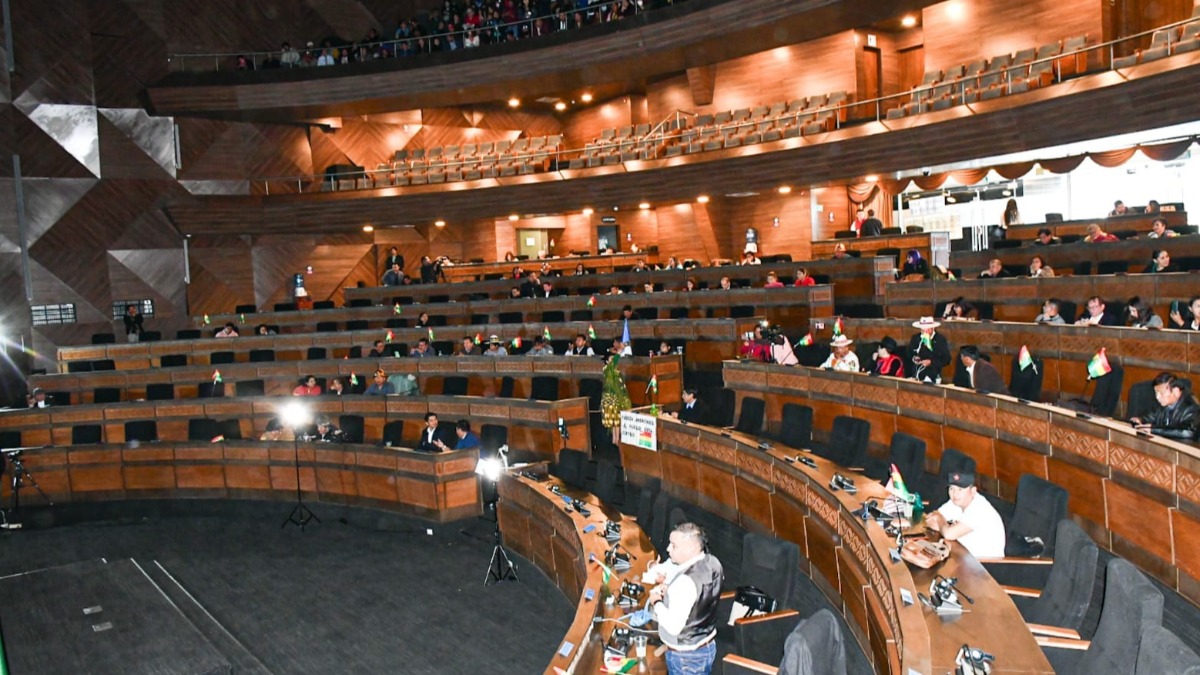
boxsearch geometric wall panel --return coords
[22,104,101,177]
[99,108,178,179]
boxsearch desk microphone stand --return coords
[281,436,320,530]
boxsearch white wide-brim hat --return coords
[912,316,941,330]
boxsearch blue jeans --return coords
[665,640,716,675]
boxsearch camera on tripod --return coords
[759,322,786,345]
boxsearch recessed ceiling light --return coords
[638,202,650,210]
[435,220,446,227]
[581,93,594,103]
[554,102,567,111]
[582,208,594,216]
[507,98,520,108]
[696,195,710,203]
[864,174,879,182]
[362,225,374,232]
[901,15,917,27]
[508,214,519,221]
[777,186,792,194]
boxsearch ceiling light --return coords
[864,174,879,182]
[508,214,519,221]
[696,195,710,203]
[638,202,650,210]
[362,225,374,232]
[778,186,792,194]
[507,98,520,108]
[581,93,593,103]
[582,208,594,216]
[901,15,917,27]
[435,220,446,227]
[554,102,567,111]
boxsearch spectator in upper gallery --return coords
[510,266,524,279]
[368,340,387,358]
[415,312,431,328]
[519,270,542,298]
[1108,200,1128,217]
[793,268,816,286]
[642,282,656,294]
[850,208,867,237]
[280,42,300,67]
[215,322,239,338]
[632,259,652,273]
[959,345,1009,395]
[663,256,683,270]
[256,324,276,336]
[123,304,144,343]
[991,198,1021,243]
[908,317,951,384]
[1169,296,1200,331]
[871,337,905,377]
[620,305,637,322]
[1029,254,1055,278]
[463,28,481,48]
[540,280,559,298]
[1130,372,1198,441]
[527,335,555,356]
[942,297,977,321]
[504,252,516,263]
[900,249,929,281]
[1146,249,1174,274]
[569,334,595,356]
[459,336,481,356]
[764,272,785,288]
[293,375,323,396]
[831,242,850,260]
[385,246,405,272]
[862,209,884,237]
[326,377,346,396]
[1033,227,1060,246]
[1148,218,1178,239]
[682,277,699,292]
[979,258,1013,279]
[1035,298,1067,325]
[573,262,589,276]
[364,369,396,396]
[1084,223,1119,243]
[1076,296,1121,326]
[820,335,860,372]
[739,251,761,265]
[1144,199,1162,214]
[316,48,335,66]
[509,287,522,299]
[410,338,433,358]
[382,262,405,286]
[1125,296,1163,329]
[718,276,733,290]
[484,335,509,357]
[607,284,624,295]
[25,387,49,409]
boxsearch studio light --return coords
[281,400,311,429]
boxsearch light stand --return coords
[280,402,320,530]
[474,454,518,585]
[2,449,52,529]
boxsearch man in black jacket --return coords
[519,270,542,298]
[385,247,405,274]
[672,389,709,425]
[907,317,952,384]
[958,346,1009,395]
[1131,372,1198,441]
[1075,296,1121,327]
[417,412,453,452]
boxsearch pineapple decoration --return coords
[600,355,633,437]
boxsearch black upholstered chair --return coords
[338,415,365,443]
[236,380,265,397]
[93,359,115,371]
[875,431,926,487]
[66,361,93,373]
[541,310,565,323]
[924,448,976,500]
[248,349,275,363]
[1004,474,1069,557]
[91,333,116,344]
[346,319,369,331]
[530,376,559,401]
[1135,625,1200,675]
[219,419,243,440]
[93,387,121,404]
[732,396,765,436]
[779,403,813,450]
[442,376,468,396]
[210,351,235,365]
[175,330,201,340]
[1042,558,1163,675]
[569,309,593,321]
[498,311,523,324]
[160,354,188,367]
[649,491,671,555]
[498,376,515,399]
[382,421,406,447]
[724,609,847,675]
[578,379,602,411]
[124,420,158,443]
[708,387,736,427]
[197,381,225,398]
[306,347,327,360]
[480,424,507,457]
[188,418,221,442]
[316,321,339,333]
[145,383,174,401]
[593,460,625,506]
[636,487,656,533]
[816,416,869,468]
[1088,361,1124,417]
[554,448,590,491]
[716,534,802,645]
[1009,353,1045,401]
[312,300,335,310]
[992,519,1097,634]
[72,425,102,445]
[1126,379,1158,421]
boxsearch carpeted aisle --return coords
[0,503,573,675]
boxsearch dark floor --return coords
[0,501,574,675]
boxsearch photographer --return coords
[739,325,773,363]
[420,255,450,284]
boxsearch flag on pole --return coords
[587,295,596,308]
[588,325,597,340]
[511,336,522,349]
[210,435,225,443]
[350,372,359,386]
[798,333,814,346]
[1018,345,1036,372]
[239,313,245,323]
[393,303,402,315]
[212,370,222,384]
[1087,347,1112,380]
[649,375,658,393]
[886,463,912,501]
[621,319,631,345]
[833,317,844,337]
[203,314,211,325]
[385,329,394,343]
[947,270,957,281]
[427,327,435,341]
[474,333,482,345]
[543,326,552,340]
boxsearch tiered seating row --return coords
[1113,7,1200,68]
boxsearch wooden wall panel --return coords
[646,74,695,124]
[922,0,1103,72]
[718,193,813,263]
[561,99,633,150]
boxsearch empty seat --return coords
[816,416,869,468]
[93,387,121,404]
[346,320,369,331]
[145,383,174,401]
[316,321,339,332]
[160,354,188,368]
[188,418,221,441]
[91,333,116,344]
[1134,625,1200,675]
[249,349,275,363]
[124,420,158,443]
[382,421,406,447]
[1005,474,1068,557]
[779,403,813,450]
[991,519,1097,630]
[733,397,765,436]
[593,460,626,506]
[72,424,102,445]
[237,379,264,397]
[93,359,115,371]
[197,381,225,398]
[530,376,559,401]
[210,351,235,365]
[176,329,201,340]
[442,376,468,396]
[220,419,243,441]
[306,347,327,360]
[555,448,590,491]
[339,415,365,443]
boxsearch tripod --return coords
[281,438,320,530]
[3,452,52,529]
[485,525,518,585]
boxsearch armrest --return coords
[1027,623,1081,639]
[977,556,1054,565]
[1001,585,1041,598]
[1036,635,1091,650]
[722,654,779,675]
[733,609,800,626]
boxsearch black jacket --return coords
[907,331,951,383]
[1141,397,1199,441]
[417,425,452,452]
[678,399,710,425]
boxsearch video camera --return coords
[759,321,787,346]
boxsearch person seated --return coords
[1033,227,1060,246]
[739,251,761,265]
[663,256,682,270]
[942,297,977,321]
[256,324,276,336]
[368,340,387,358]
[26,387,49,409]
[510,266,524,280]
[326,378,346,396]
[1028,254,1054,278]
[509,287,522,299]
[573,262,588,276]
[364,369,396,395]
[620,305,636,322]
[1075,296,1121,326]
[260,418,295,442]
[519,271,542,298]
[504,251,516,263]
[763,272,785,288]
[1145,249,1173,273]
[871,337,905,377]
[959,345,1008,395]
[641,282,656,294]
[1035,298,1067,325]
[1130,372,1199,441]
[1108,200,1128,217]
[1125,296,1163,329]
[314,416,344,442]
[410,338,433,357]
[682,277,699,292]
[908,317,951,383]
[717,276,733,290]
[979,258,1012,279]
[1084,223,1119,243]
[925,471,1006,559]
[414,312,431,328]
[569,334,595,356]
[292,375,322,396]
[527,336,555,356]
[606,284,624,295]
[831,242,849,259]
[793,268,815,286]
[484,335,508,357]
[739,325,772,362]
[417,412,451,452]
[381,263,405,286]
[1148,217,1178,239]
[215,322,239,338]
[820,335,860,372]
[611,338,633,357]
[900,249,929,281]
[632,259,652,273]
[1144,199,1161,214]
[655,340,675,357]
[436,419,481,451]
[458,336,481,356]
[1169,296,1200,331]
[670,388,709,425]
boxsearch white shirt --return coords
[937,493,1006,558]
[966,363,975,388]
[821,350,859,372]
[653,552,713,648]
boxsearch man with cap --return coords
[483,335,508,357]
[958,346,1008,395]
[907,317,951,384]
[820,334,859,372]
[26,388,49,409]
[925,471,1006,559]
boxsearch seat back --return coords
[72,424,102,445]
[650,491,671,554]
[779,610,847,675]
[555,448,590,490]
[188,418,221,441]
[820,416,870,467]
[197,381,225,398]
[542,310,565,323]
[888,432,927,491]
[1024,519,1098,631]
[1135,625,1200,675]
[160,354,188,368]
[1090,362,1125,417]
[570,309,593,322]
[249,349,275,363]
[210,351,235,365]
[306,347,327,360]
[594,460,625,506]
[1009,354,1044,401]
[779,403,813,450]
[740,533,801,607]
[175,329,201,340]
[237,380,265,397]
[930,448,976,499]
[1126,380,1158,421]
[338,415,365,443]
[1006,474,1069,556]
[93,387,121,404]
[734,397,765,436]
[124,420,158,442]
[382,420,406,447]
[498,376,515,399]
[498,311,523,324]
[480,424,508,456]
[1074,558,1163,675]
[146,383,174,401]
[220,419,243,440]
[442,376,468,396]
[579,379,603,410]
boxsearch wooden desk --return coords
[443,252,658,283]
[0,440,480,522]
[498,470,664,674]
[30,355,683,410]
[722,361,1200,609]
[1004,211,1188,241]
[811,232,951,269]
[0,394,590,466]
[950,233,1200,275]
[618,416,1051,674]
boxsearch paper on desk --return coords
[602,656,638,673]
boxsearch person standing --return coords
[648,522,724,675]
[385,246,405,273]
[958,346,1009,395]
[908,317,951,383]
[123,304,144,343]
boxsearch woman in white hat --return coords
[820,335,860,372]
[907,317,951,383]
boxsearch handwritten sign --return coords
[620,411,658,451]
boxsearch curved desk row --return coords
[811,232,950,269]
[0,395,590,466]
[56,318,760,372]
[202,285,834,335]
[1003,211,1188,241]
[722,361,1200,608]
[442,251,656,282]
[29,355,683,409]
[949,232,1200,276]
[617,415,1051,674]
[0,440,481,522]
[818,317,1200,404]
[497,470,662,674]
[341,257,890,307]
